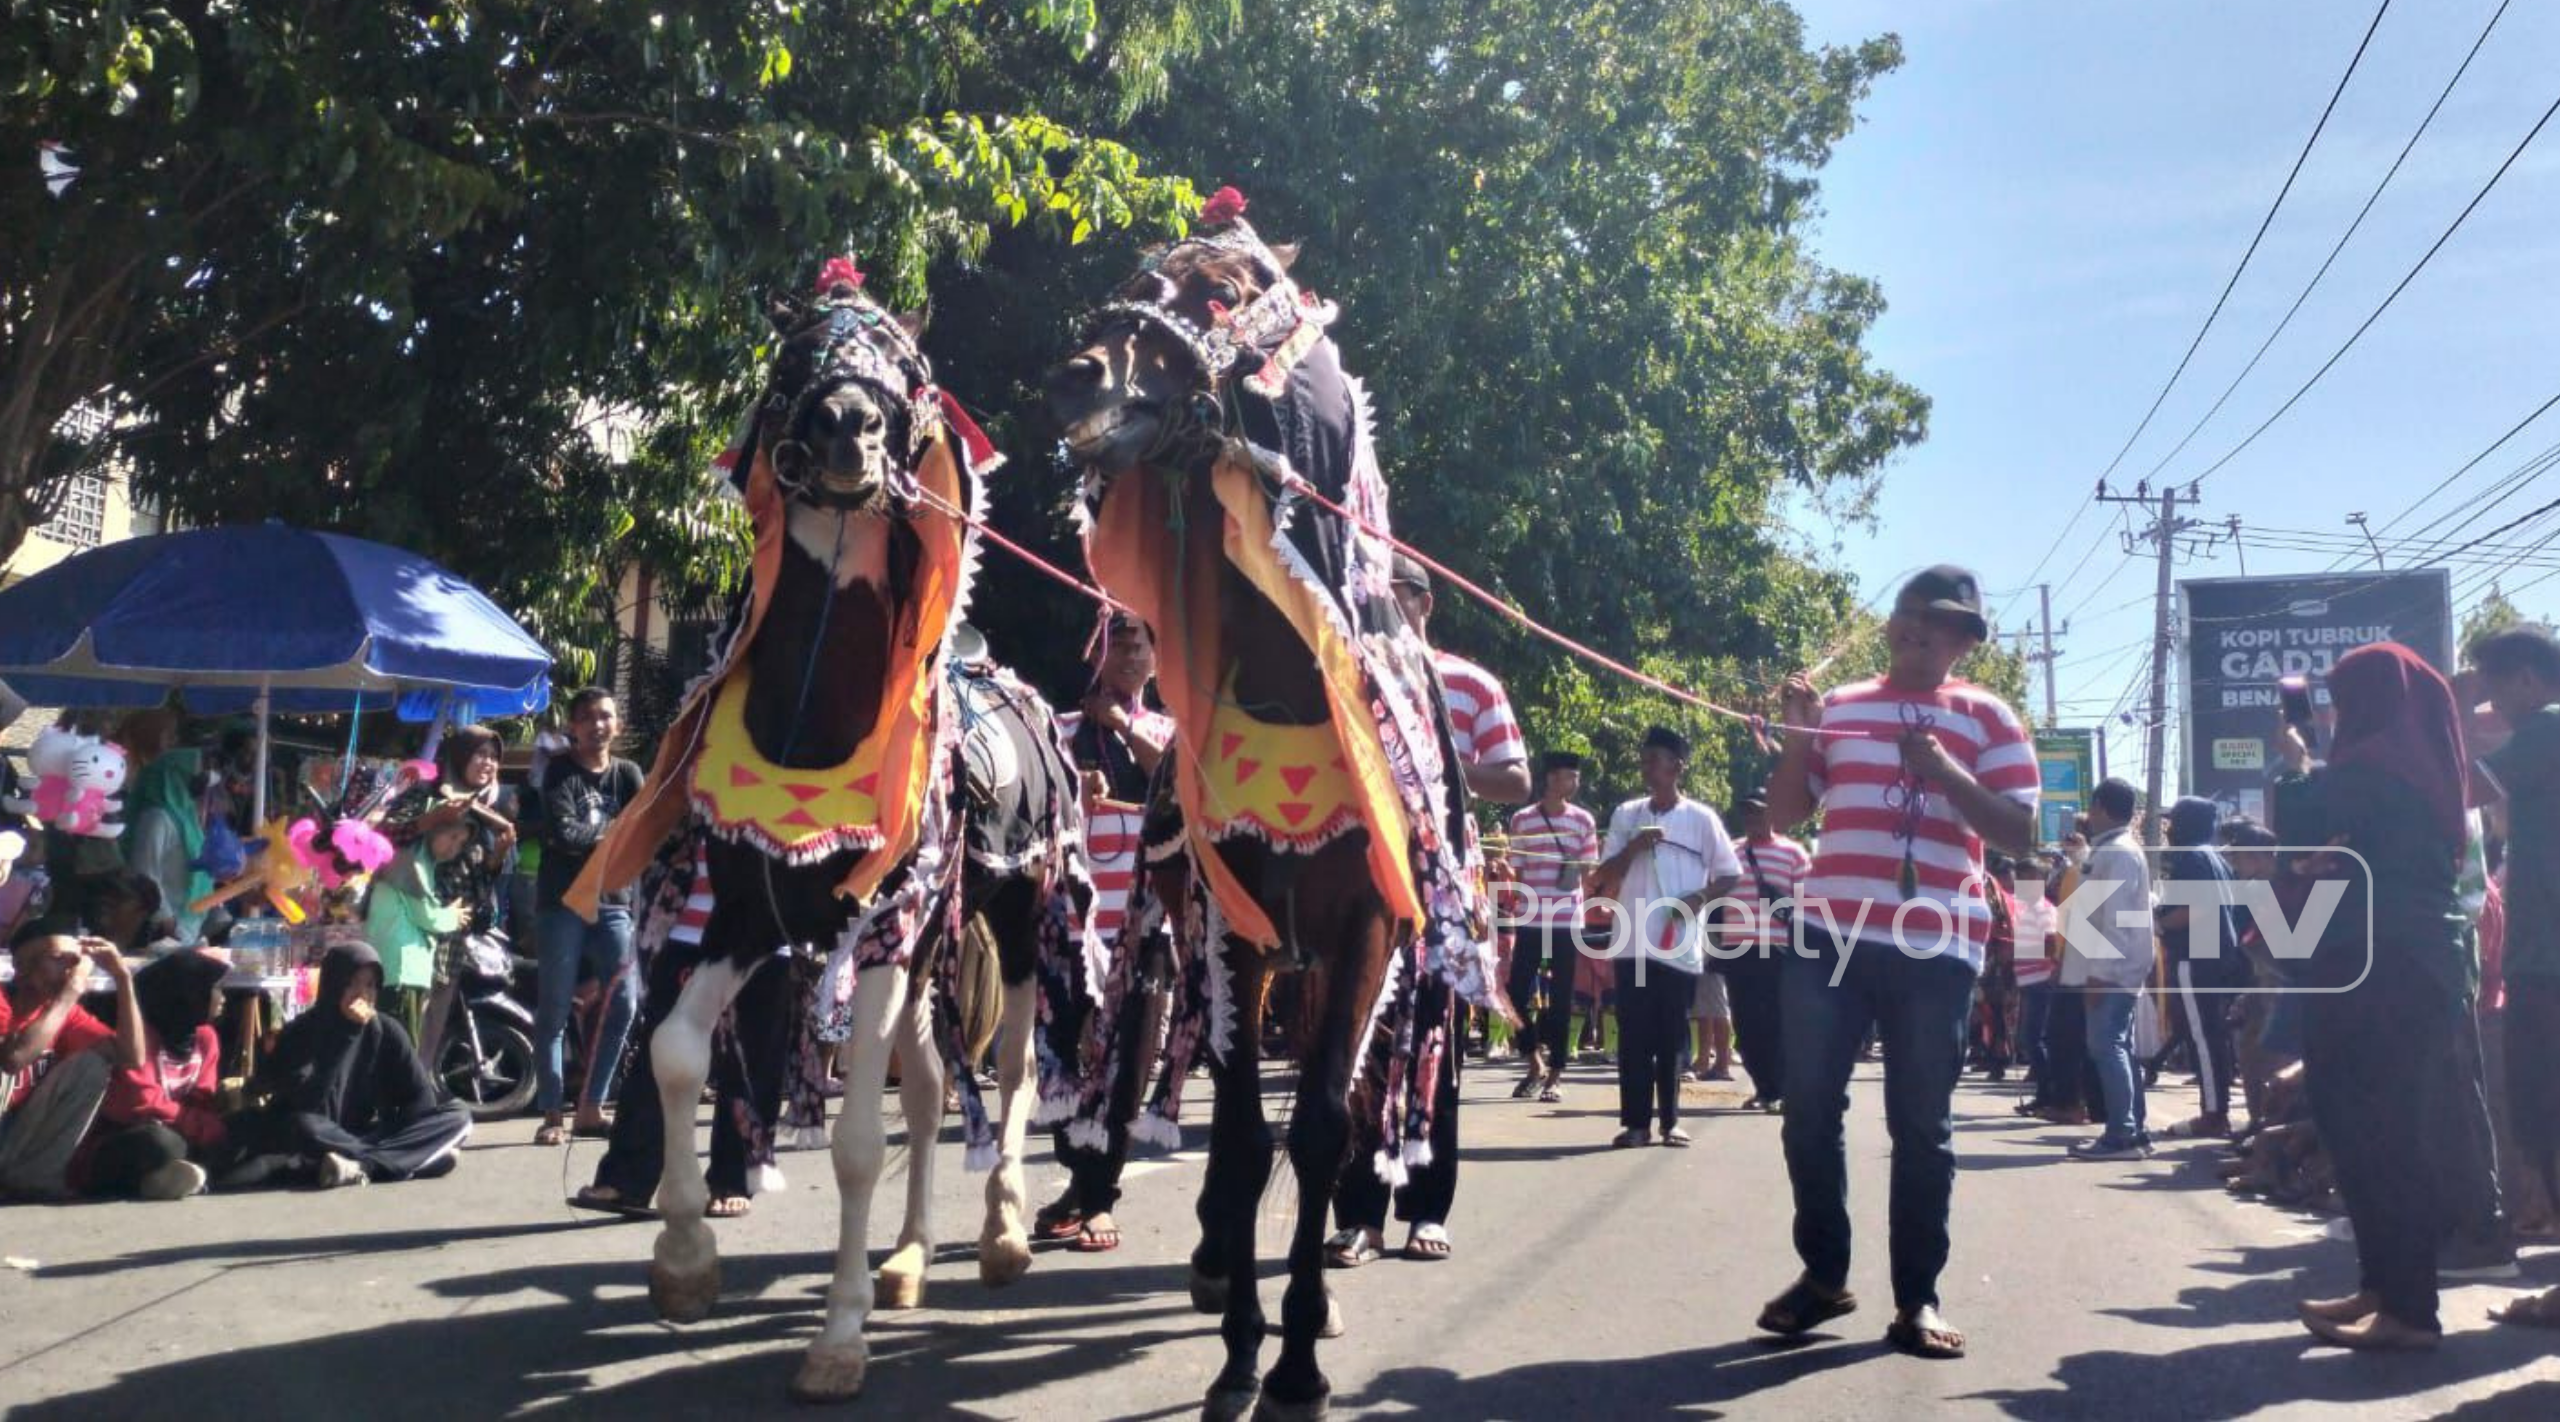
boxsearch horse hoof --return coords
[979,1231,1034,1288]
[789,1342,869,1404]
[1251,1390,1329,1422]
[1189,1267,1229,1315]
[1201,1384,1259,1422]
[648,1258,720,1325]
[874,1269,926,1311]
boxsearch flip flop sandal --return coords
[1071,1220,1121,1253]
[1403,1224,1452,1261]
[2492,1296,2560,1330]
[1886,1310,1967,1359]
[1324,1229,1382,1269]
[1539,1084,1564,1103]
[706,1196,752,1219]
[1756,1279,1858,1336]
[566,1187,658,1221]
[1035,1202,1087,1241]
[533,1124,570,1148]
[1511,1075,1539,1100]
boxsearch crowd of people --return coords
[11,561,2560,1371]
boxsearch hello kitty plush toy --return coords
[2,726,127,838]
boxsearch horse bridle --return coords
[764,297,945,514]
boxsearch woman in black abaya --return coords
[225,943,472,1188]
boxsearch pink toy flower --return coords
[1200,186,1249,227]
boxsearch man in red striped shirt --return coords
[1715,794,1809,1112]
[1328,557,1528,1267]
[1758,565,2037,1362]
[1505,752,1600,1101]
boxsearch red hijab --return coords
[2325,642,2467,843]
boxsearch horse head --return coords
[1044,189,1300,476]
[756,260,938,518]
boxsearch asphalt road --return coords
[5,1061,2559,1420]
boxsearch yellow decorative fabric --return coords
[686,673,914,864]
[1083,452,1419,950]
[1196,693,1364,852]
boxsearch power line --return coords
[2135,0,2511,488]
[2091,0,2393,484]
[2174,86,2560,491]
[2348,394,2560,563]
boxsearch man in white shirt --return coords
[1591,726,1740,1148]
[2060,778,2156,1160]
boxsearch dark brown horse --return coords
[1046,206,1498,1422]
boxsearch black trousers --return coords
[594,944,793,1202]
[1723,956,1787,1105]
[2171,961,2238,1118]
[2433,995,2506,1248]
[1505,924,1578,1070]
[84,1123,190,1198]
[1338,992,1463,1230]
[232,1104,473,1181]
[2305,975,2459,1331]
[2036,989,2101,1111]
[1615,961,1695,1132]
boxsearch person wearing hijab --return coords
[123,748,212,940]
[364,820,468,1043]
[2155,796,2243,1141]
[70,948,228,1199]
[224,942,471,1189]
[2274,642,2483,1349]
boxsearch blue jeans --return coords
[534,904,638,1115]
[2083,987,2147,1144]
[1780,928,1976,1312]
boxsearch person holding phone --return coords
[0,922,128,1196]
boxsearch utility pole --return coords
[2039,582,2060,727]
[2097,480,2204,843]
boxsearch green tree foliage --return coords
[937,0,1929,780]
[2461,587,2527,663]
[3,0,1209,675]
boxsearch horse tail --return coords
[955,910,1005,1064]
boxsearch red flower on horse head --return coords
[1200,186,1249,228]
[814,256,865,295]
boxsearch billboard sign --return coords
[2034,727,2097,845]
[2179,570,2452,827]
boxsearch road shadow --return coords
[5,1246,1222,1421]
[24,1218,604,1280]
[1333,1334,1892,1417]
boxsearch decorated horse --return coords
[1045,190,1504,1421]
[565,258,1088,1403]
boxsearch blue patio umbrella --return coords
[0,522,553,819]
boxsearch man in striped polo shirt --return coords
[1717,793,1810,1113]
[1327,556,1529,1265]
[1505,752,1600,1102]
[1759,565,2038,1361]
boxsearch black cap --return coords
[1641,725,1690,760]
[1894,564,1989,641]
[1390,552,1430,592]
[1538,750,1584,773]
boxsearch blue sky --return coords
[1786,0,2560,785]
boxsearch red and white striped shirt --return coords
[1083,803,1147,946]
[1436,652,1526,768]
[1800,677,2038,973]
[1723,834,1812,947]
[1506,801,1601,928]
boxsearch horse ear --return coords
[896,309,926,341]
[1267,243,1300,273]
[766,292,802,335]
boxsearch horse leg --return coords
[876,981,943,1310]
[1263,913,1385,1420]
[1197,952,1273,1422]
[647,957,757,1324]
[792,961,907,1403]
[981,962,1039,1286]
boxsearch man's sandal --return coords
[566,1184,657,1221]
[1072,1214,1121,1253]
[1756,1278,1858,1336]
[1403,1223,1453,1261]
[1324,1228,1382,1269]
[533,1124,570,1148]
[1886,1306,1967,1359]
[707,1195,751,1218]
[1035,1198,1086,1241]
